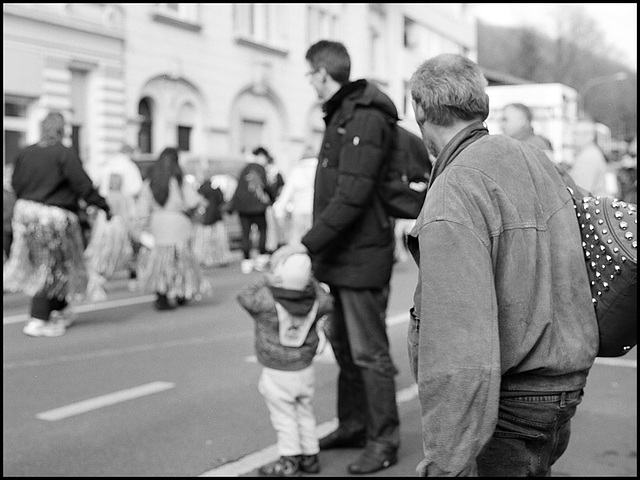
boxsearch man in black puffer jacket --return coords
[271,40,399,475]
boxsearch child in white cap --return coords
[237,253,334,477]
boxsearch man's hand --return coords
[270,242,308,268]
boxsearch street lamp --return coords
[579,72,629,117]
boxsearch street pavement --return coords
[4,257,637,477]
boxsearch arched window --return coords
[138,98,153,154]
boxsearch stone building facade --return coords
[3,3,476,178]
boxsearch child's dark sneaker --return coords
[297,453,320,473]
[258,455,301,477]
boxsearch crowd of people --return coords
[3,39,637,478]
[1,115,300,319]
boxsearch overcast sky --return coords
[468,3,637,71]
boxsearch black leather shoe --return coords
[347,444,398,474]
[318,428,366,450]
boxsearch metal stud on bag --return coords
[573,194,636,304]
[568,186,637,357]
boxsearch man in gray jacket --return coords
[406,54,599,476]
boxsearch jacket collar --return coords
[323,79,367,124]
[428,121,489,189]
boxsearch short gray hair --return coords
[409,54,489,127]
[40,110,66,146]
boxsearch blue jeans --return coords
[477,389,584,477]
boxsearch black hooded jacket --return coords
[230,162,272,215]
[301,80,397,288]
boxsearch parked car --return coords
[132,153,247,251]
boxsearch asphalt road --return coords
[3,258,637,477]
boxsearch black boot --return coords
[347,443,397,474]
[154,293,175,311]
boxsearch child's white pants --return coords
[259,365,319,456]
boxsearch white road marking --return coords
[201,419,339,477]
[200,386,418,477]
[213,313,417,477]
[3,295,156,325]
[35,381,175,421]
[593,357,637,368]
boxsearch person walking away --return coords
[136,147,209,310]
[500,102,554,161]
[406,53,599,476]
[237,253,333,477]
[194,177,232,267]
[254,146,286,253]
[567,119,609,197]
[272,148,317,244]
[230,151,274,274]
[271,40,400,474]
[4,110,112,337]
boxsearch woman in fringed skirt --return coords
[135,147,210,310]
[4,111,112,337]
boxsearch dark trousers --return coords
[327,285,400,451]
[477,389,583,476]
[239,213,267,259]
[30,292,67,321]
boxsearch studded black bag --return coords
[566,184,637,357]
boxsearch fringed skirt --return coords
[85,211,133,278]
[3,199,88,300]
[136,240,211,300]
[192,222,233,267]
[84,210,134,301]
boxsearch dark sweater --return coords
[12,142,110,215]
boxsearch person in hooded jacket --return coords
[237,253,333,477]
[270,40,400,475]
